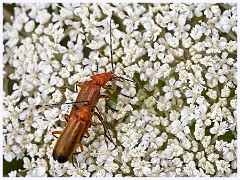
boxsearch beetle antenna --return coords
[41,101,89,107]
[109,17,114,71]
[108,17,157,100]
[116,76,157,100]
[94,106,116,145]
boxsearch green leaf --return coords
[217,130,236,143]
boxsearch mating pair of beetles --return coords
[52,17,151,164]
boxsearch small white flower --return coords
[104,162,119,173]
[181,137,192,149]
[36,9,51,24]
[132,159,151,177]
[206,89,217,100]
[215,140,227,151]
[121,150,132,163]
[157,96,171,112]
[183,161,196,176]
[49,89,63,104]
[201,136,211,148]
[165,33,179,48]
[163,143,183,159]
[226,40,237,52]
[120,163,130,174]
[207,153,219,163]
[24,20,35,32]
[188,72,205,91]
[210,121,228,136]
[163,78,182,100]
[129,145,146,158]
[96,143,118,164]
[190,24,204,40]
[87,39,106,50]
[219,13,237,33]
[200,56,215,67]
[8,170,17,177]
[194,125,205,141]
[230,99,236,109]
[159,64,171,80]
[3,138,16,162]
[95,169,106,177]
[145,42,165,61]
[203,161,215,175]
[3,25,19,48]
[170,120,185,139]
[12,7,29,31]
[59,4,74,18]
[123,4,145,33]
[216,160,231,174]
[205,67,227,88]
[82,14,101,36]
[182,152,194,163]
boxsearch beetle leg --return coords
[71,152,80,168]
[79,141,84,152]
[76,82,82,92]
[83,129,90,138]
[93,111,115,145]
[103,86,115,92]
[52,131,61,138]
[81,117,95,139]
[82,135,88,138]
[90,120,96,126]
[67,82,82,93]
[106,98,118,112]
[99,94,117,111]
[82,120,94,138]
[100,94,109,99]
[62,114,70,123]
[71,157,77,168]
[72,151,81,155]
[100,95,118,112]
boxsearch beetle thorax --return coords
[91,72,117,86]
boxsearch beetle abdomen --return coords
[53,150,68,163]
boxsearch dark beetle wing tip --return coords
[53,151,68,163]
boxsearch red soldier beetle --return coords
[52,105,93,163]
[52,102,114,163]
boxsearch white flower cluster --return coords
[3,3,237,177]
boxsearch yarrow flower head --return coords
[3,3,237,177]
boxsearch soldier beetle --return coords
[52,104,93,163]
[52,102,112,163]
